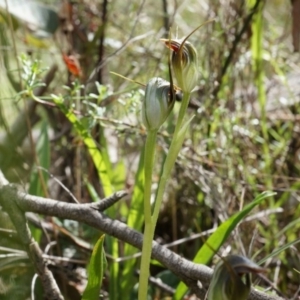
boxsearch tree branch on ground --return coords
[0,170,283,300]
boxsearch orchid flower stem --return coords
[138,129,157,300]
[138,92,191,300]
[173,91,191,137]
[152,91,191,226]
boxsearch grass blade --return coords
[28,120,50,197]
[52,96,113,197]
[174,191,275,299]
[82,235,107,300]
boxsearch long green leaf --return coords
[29,120,50,197]
[53,96,120,298]
[97,119,120,299]
[257,238,300,266]
[82,235,107,300]
[52,96,113,197]
[174,191,275,299]
[28,120,50,243]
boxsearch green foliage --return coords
[0,0,299,299]
[28,120,50,197]
[193,191,275,264]
[175,191,275,299]
[28,119,50,243]
[82,235,107,300]
[52,94,113,197]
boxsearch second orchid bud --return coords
[207,255,266,300]
[163,39,199,93]
[142,77,175,131]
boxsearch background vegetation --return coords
[0,0,300,299]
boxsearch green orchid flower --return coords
[207,255,266,300]
[142,77,175,131]
[162,38,199,93]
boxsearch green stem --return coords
[152,92,191,226]
[138,130,157,300]
[138,222,153,299]
[138,92,191,299]
[144,130,157,222]
[174,92,191,137]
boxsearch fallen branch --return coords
[0,171,63,300]
[0,170,283,300]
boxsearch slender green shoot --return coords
[138,130,158,300]
[138,91,192,300]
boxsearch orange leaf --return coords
[62,54,82,77]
